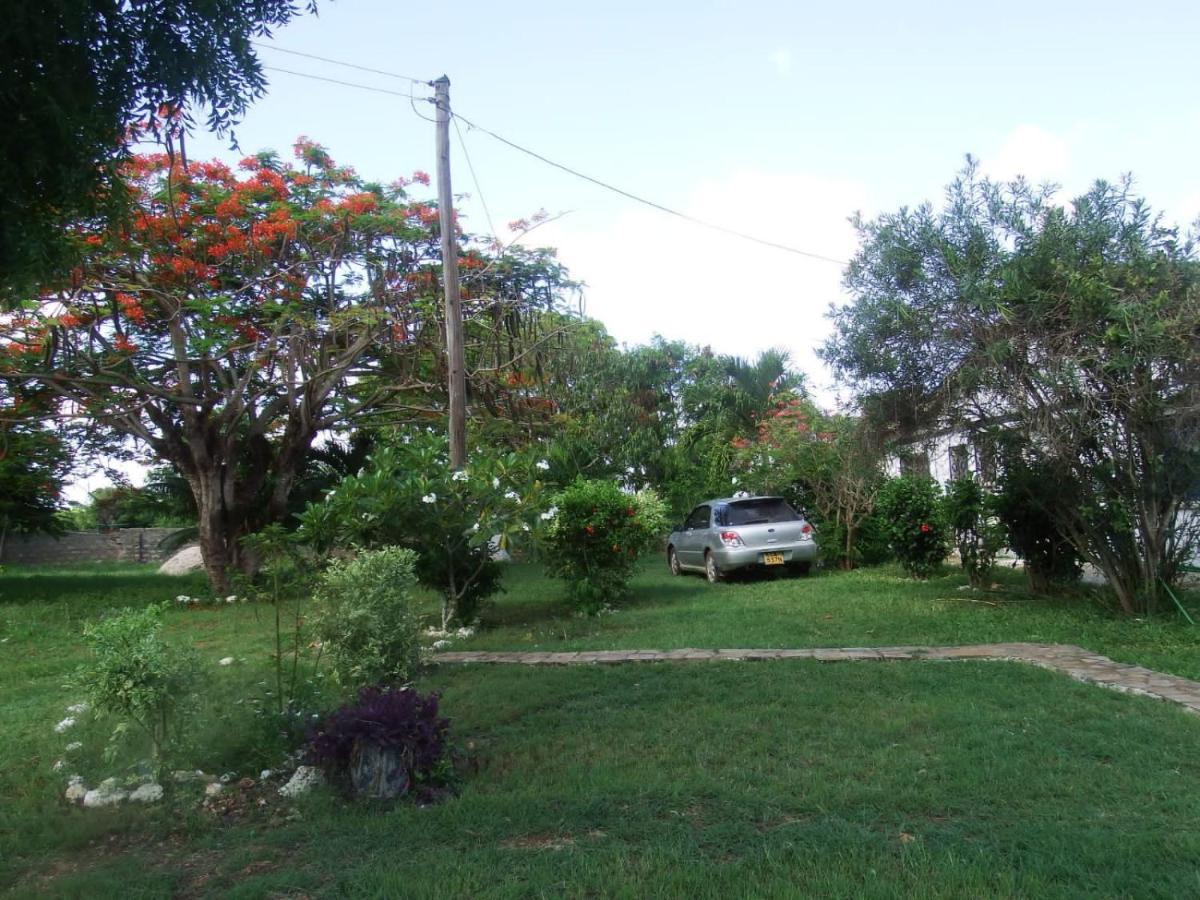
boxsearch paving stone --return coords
[433,644,1200,714]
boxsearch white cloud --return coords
[768,49,793,75]
[980,124,1072,185]
[530,170,868,405]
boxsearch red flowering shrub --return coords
[541,479,667,613]
[875,475,949,578]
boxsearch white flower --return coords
[492,477,500,489]
[540,505,558,521]
[731,477,738,485]
[455,626,475,638]
[66,702,89,715]
[470,522,480,532]
[451,470,468,482]
[225,595,237,604]
[521,523,530,532]
[52,759,66,772]
[431,639,451,650]
[536,459,550,471]
[176,595,190,604]
[504,490,520,501]
[421,492,437,504]
[55,717,76,733]
[65,741,83,753]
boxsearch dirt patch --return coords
[499,833,577,851]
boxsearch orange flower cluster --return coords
[116,292,145,324]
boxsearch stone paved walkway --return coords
[435,643,1200,714]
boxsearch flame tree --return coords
[0,140,573,591]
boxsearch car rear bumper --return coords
[712,542,818,571]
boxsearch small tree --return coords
[542,479,667,612]
[298,431,545,628]
[875,475,949,578]
[733,397,885,568]
[992,449,1083,593]
[944,477,1005,589]
[79,603,199,765]
[311,547,422,689]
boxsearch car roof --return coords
[696,495,784,506]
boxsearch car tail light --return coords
[801,523,812,537]
[719,530,744,548]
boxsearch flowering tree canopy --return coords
[1,0,321,298]
[0,140,574,591]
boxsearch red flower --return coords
[919,523,931,534]
[585,525,594,535]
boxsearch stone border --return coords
[435,643,1200,714]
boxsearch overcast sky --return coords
[69,0,1200,498]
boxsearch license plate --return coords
[762,552,785,565]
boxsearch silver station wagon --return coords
[667,495,817,583]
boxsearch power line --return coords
[452,115,500,242]
[452,112,849,266]
[253,42,847,265]
[254,42,432,86]
[262,65,430,101]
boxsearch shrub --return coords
[993,456,1083,593]
[306,686,451,800]
[875,475,949,578]
[78,602,199,763]
[542,480,668,612]
[298,430,545,628]
[944,477,1006,588]
[311,547,422,689]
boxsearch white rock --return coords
[218,657,234,666]
[129,783,164,803]
[158,544,204,575]
[171,769,210,783]
[278,765,323,798]
[54,717,76,733]
[65,776,88,802]
[204,782,224,798]
[83,780,128,808]
[259,769,274,781]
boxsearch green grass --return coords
[469,562,1200,680]
[2,561,1199,897]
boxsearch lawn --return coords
[2,561,1199,897]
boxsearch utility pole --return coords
[434,75,467,470]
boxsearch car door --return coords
[677,505,711,568]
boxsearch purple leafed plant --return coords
[306,686,450,797]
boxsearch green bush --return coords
[993,456,1083,593]
[875,475,949,578]
[944,477,1006,588]
[542,480,667,613]
[311,546,423,689]
[298,430,545,627]
[78,602,199,763]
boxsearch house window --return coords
[949,444,970,481]
[900,451,931,479]
[975,439,998,485]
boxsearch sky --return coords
[68,0,1200,497]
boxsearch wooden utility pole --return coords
[434,75,467,469]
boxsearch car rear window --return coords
[726,498,800,525]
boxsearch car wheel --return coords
[668,547,681,576]
[705,551,723,584]
[791,561,812,576]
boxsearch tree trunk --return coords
[192,469,232,595]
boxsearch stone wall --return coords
[0,528,187,566]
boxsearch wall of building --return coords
[0,528,187,566]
